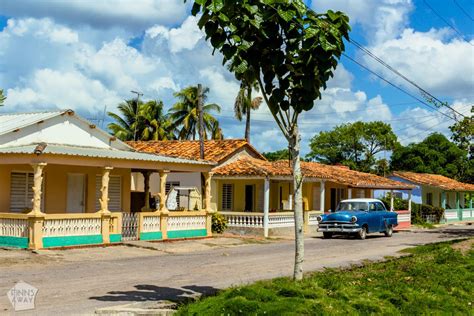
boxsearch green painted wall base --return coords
[0,236,28,249]
[110,234,122,243]
[43,235,103,248]
[168,229,207,239]
[140,231,163,241]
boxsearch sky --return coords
[0,0,472,155]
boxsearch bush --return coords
[212,212,227,234]
[380,195,444,224]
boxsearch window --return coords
[375,202,386,211]
[10,172,35,212]
[166,181,180,208]
[222,184,233,211]
[426,192,433,206]
[95,175,122,211]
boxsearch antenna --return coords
[87,105,107,129]
[131,90,143,141]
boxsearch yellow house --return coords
[0,110,214,250]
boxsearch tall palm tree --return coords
[107,99,141,141]
[169,86,221,140]
[234,80,263,143]
[139,100,175,141]
[0,89,6,106]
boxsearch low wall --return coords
[444,208,474,223]
[395,210,411,230]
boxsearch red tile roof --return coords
[128,139,265,163]
[213,156,415,189]
[393,171,474,191]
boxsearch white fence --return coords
[0,216,28,237]
[141,215,161,233]
[43,215,101,237]
[167,214,207,231]
[221,211,322,229]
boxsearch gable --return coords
[0,111,129,150]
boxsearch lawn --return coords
[178,239,473,315]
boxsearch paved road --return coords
[1,225,472,315]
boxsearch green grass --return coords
[177,240,473,315]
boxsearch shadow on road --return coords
[417,227,474,238]
[89,284,218,303]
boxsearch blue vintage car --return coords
[317,198,397,239]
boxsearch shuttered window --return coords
[95,175,122,211]
[10,172,35,212]
[222,184,233,211]
[165,181,180,208]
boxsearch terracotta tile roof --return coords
[128,139,265,163]
[213,156,415,190]
[393,171,474,191]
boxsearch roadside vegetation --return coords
[177,240,473,315]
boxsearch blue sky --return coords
[0,0,472,154]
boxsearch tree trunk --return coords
[245,87,251,143]
[289,124,304,281]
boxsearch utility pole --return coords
[131,90,143,141]
[197,84,205,160]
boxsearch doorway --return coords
[67,174,86,213]
[245,185,254,212]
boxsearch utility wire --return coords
[349,39,468,118]
[341,53,458,122]
[423,0,474,45]
[453,0,474,21]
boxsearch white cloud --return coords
[0,0,190,31]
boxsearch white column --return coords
[390,190,394,212]
[408,190,412,212]
[348,188,352,199]
[263,177,270,238]
[30,163,47,215]
[320,180,326,212]
[99,167,113,214]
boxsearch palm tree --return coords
[234,80,263,143]
[139,100,175,140]
[108,99,141,141]
[169,86,221,140]
[0,89,6,106]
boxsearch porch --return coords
[441,191,474,223]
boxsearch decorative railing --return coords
[167,211,207,231]
[221,212,264,228]
[268,212,294,228]
[308,211,322,226]
[0,213,28,237]
[141,213,161,233]
[43,214,101,237]
[444,209,460,222]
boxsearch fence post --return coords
[160,211,168,240]
[101,213,111,244]
[27,213,44,250]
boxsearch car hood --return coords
[323,211,367,222]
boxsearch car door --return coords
[367,202,380,233]
[375,202,387,231]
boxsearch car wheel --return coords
[357,226,367,240]
[384,224,393,237]
[323,232,333,239]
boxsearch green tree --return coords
[0,89,6,106]
[307,121,398,173]
[391,133,469,181]
[449,106,473,159]
[234,79,263,143]
[169,85,221,140]
[262,149,290,162]
[191,0,350,280]
[108,99,174,141]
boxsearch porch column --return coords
[158,170,169,212]
[470,193,473,209]
[203,172,214,237]
[28,163,47,250]
[99,167,113,244]
[320,180,326,212]
[408,190,412,212]
[441,191,447,209]
[390,190,394,212]
[348,188,352,199]
[263,177,270,238]
[456,192,461,220]
[141,170,152,211]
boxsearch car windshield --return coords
[336,201,369,212]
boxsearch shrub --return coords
[212,212,227,234]
[380,195,444,224]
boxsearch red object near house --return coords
[395,210,411,230]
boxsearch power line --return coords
[341,53,458,122]
[453,0,474,21]
[423,0,474,44]
[348,39,468,119]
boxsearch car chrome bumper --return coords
[318,224,361,233]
